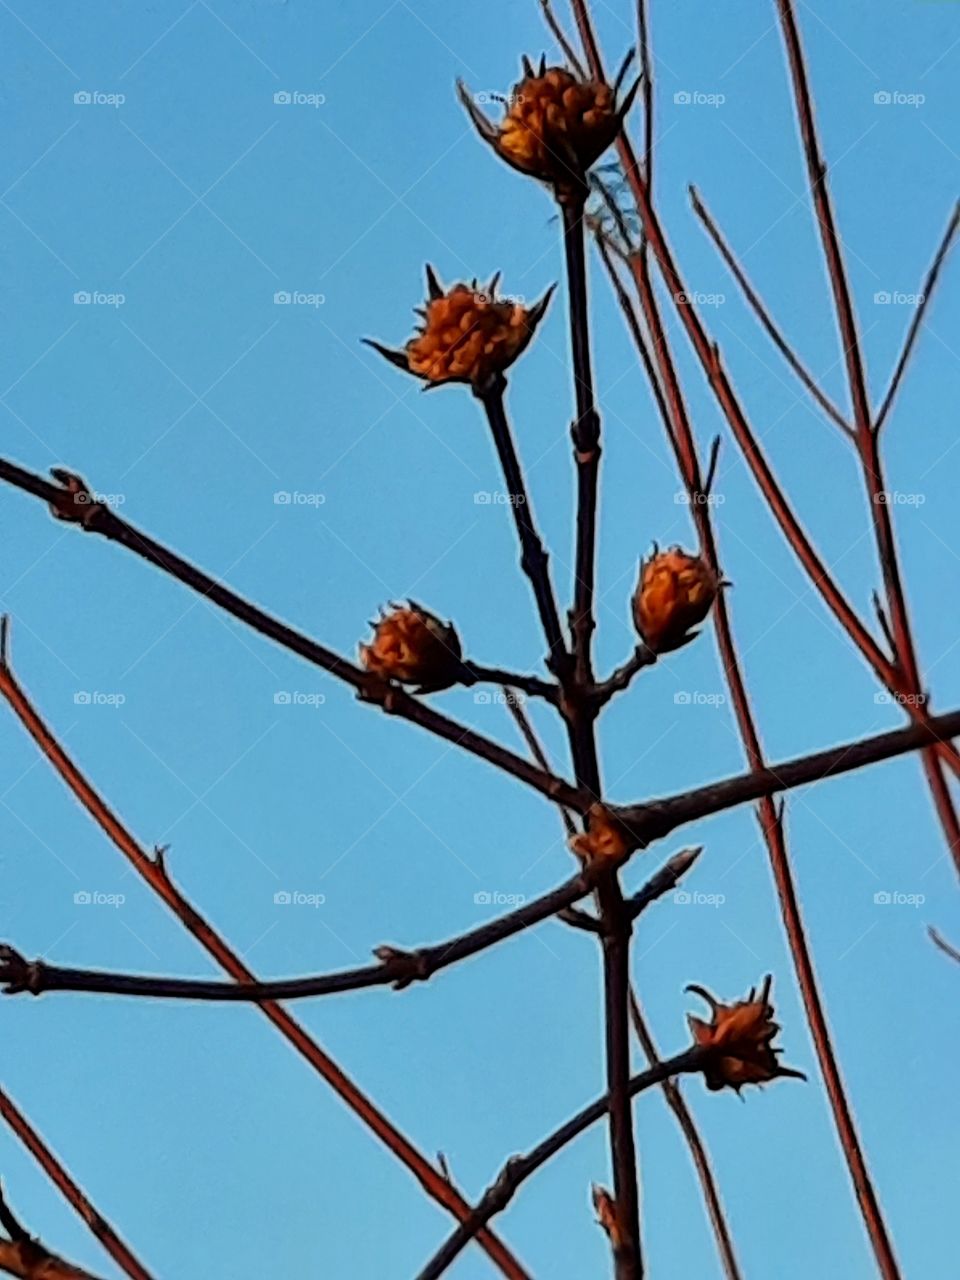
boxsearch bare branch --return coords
[0,869,599,1002]
[0,1093,153,1280]
[476,380,570,677]
[0,646,529,1280]
[874,201,960,432]
[415,1047,708,1279]
[614,706,960,846]
[689,185,853,437]
[0,456,580,814]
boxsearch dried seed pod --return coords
[359,603,462,693]
[459,54,639,199]
[632,546,717,652]
[686,975,806,1093]
[364,266,553,392]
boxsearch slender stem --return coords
[636,0,653,203]
[1,870,598,1002]
[628,994,742,1280]
[0,654,529,1280]
[689,185,853,437]
[591,642,659,707]
[0,1088,153,1280]
[477,382,570,676]
[457,661,559,704]
[562,193,640,1278]
[563,199,602,688]
[540,0,587,77]
[416,1048,707,1279]
[874,202,960,432]
[0,455,579,813]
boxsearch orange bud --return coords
[364,267,552,392]
[687,976,805,1093]
[632,547,717,652]
[569,804,632,864]
[359,603,462,693]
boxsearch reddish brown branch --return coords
[0,1092,152,1280]
[874,202,960,432]
[775,0,960,884]
[0,655,529,1280]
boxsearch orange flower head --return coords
[569,803,633,865]
[632,546,718,652]
[359,602,462,693]
[687,976,806,1093]
[459,54,639,197]
[364,266,553,392]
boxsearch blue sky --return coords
[0,1,958,1276]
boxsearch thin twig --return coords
[416,1047,708,1279]
[540,0,587,77]
[563,198,603,690]
[0,870,599,1002]
[0,456,580,814]
[874,201,960,432]
[928,926,960,966]
[0,650,529,1280]
[457,661,558,704]
[689,184,853,437]
[477,380,570,677]
[0,1090,153,1280]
